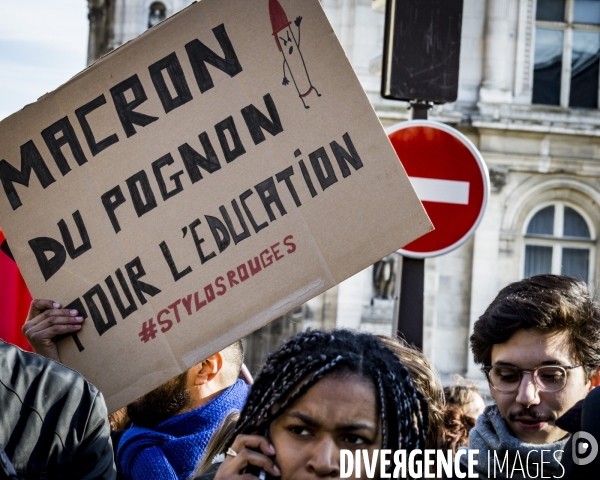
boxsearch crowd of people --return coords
[1,273,600,479]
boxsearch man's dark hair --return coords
[471,274,600,378]
[231,329,428,455]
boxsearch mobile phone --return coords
[243,425,275,480]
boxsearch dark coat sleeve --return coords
[0,340,116,479]
[560,387,600,480]
[68,390,116,480]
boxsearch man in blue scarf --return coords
[23,299,250,480]
[116,340,249,480]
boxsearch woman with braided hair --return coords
[197,329,428,480]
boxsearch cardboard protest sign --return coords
[0,0,432,412]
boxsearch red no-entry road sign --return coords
[388,120,489,258]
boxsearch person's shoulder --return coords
[1,338,98,393]
[0,339,104,429]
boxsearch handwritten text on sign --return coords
[0,0,430,411]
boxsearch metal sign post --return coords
[396,102,430,350]
[381,0,465,349]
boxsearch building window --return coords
[523,202,595,283]
[533,0,600,108]
[148,2,167,29]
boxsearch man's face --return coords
[127,370,192,428]
[489,328,591,444]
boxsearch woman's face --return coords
[269,374,381,480]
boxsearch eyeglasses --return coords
[482,365,582,393]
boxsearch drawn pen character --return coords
[268,0,321,109]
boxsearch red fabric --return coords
[0,229,32,350]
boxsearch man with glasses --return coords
[455,274,600,479]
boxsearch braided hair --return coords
[232,329,428,456]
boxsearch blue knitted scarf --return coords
[117,379,249,480]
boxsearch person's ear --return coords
[193,352,224,386]
[588,367,600,389]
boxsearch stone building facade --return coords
[86,0,600,382]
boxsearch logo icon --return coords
[573,431,599,466]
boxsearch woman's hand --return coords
[214,434,281,480]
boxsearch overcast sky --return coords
[0,1,89,120]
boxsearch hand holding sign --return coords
[22,299,84,363]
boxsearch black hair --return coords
[231,329,428,455]
[471,274,600,378]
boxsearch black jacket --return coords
[555,387,600,479]
[0,340,116,479]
